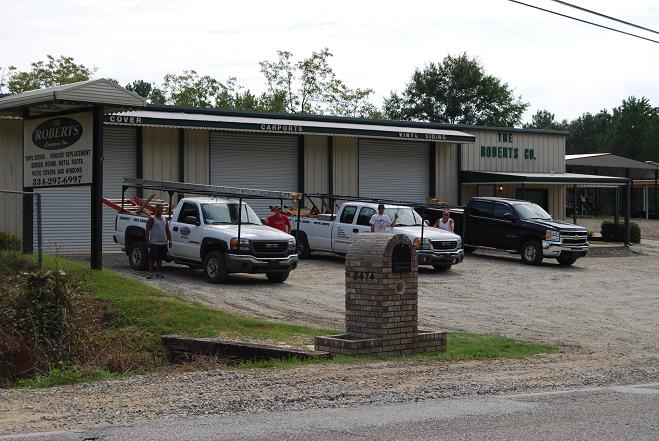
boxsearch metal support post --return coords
[91,105,104,270]
[573,184,577,225]
[237,197,243,250]
[22,189,34,255]
[614,187,620,225]
[624,182,631,246]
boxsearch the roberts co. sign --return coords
[31,117,83,150]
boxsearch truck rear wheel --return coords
[203,251,228,283]
[556,253,578,266]
[128,240,148,271]
[521,241,543,266]
[266,271,289,283]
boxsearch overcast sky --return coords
[1,0,657,123]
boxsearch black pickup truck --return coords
[450,197,589,266]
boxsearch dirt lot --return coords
[1,251,658,434]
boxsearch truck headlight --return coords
[456,236,462,246]
[545,229,560,242]
[288,237,296,250]
[230,237,251,251]
[413,237,432,250]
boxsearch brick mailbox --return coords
[315,233,446,356]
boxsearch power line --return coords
[506,0,659,44]
[550,0,659,35]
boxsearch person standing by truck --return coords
[267,205,291,234]
[433,209,455,233]
[369,203,398,232]
[145,203,171,279]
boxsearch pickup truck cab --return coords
[292,202,464,271]
[115,197,298,283]
[457,197,588,266]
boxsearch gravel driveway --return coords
[1,251,658,434]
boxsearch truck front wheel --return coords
[295,234,311,259]
[266,271,289,283]
[128,240,148,271]
[521,241,543,266]
[556,253,578,266]
[203,251,228,283]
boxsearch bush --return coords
[0,231,21,251]
[600,221,641,243]
[0,269,107,383]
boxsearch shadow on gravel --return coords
[465,251,589,271]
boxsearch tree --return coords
[605,97,659,161]
[523,109,567,131]
[259,48,378,117]
[125,80,166,104]
[383,53,528,126]
[4,55,96,93]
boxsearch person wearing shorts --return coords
[145,203,171,279]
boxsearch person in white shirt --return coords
[433,208,455,233]
[369,203,398,233]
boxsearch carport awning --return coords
[105,110,476,144]
[460,171,630,187]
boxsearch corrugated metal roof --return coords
[566,153,657,170]
[565,153,609,160]
[0,79,146,112]
[460,170,629,187]
[106,110,477,143]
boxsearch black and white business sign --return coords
[24,112,93,188]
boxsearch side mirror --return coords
[184,215,200,226]
[503,212,515,222]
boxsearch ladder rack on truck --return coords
[299,192,434,241]
[118,178,302,245]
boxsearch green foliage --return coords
[4,55,96,94]
[125,79,166,104]
[523,109,568,131]
[564,96,659,162]
[259,48,377,117]
[600,221,641,243]
[383,53,528,126]
[0,231,21,251]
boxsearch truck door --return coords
[354,205,376,233]
[490,203,518,250]
[170,201,203,260]
[331,205,358,253]
[464,200,494,247]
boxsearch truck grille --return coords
[252,241,289,254]
[560,234,588,245]
[431,240,457,250]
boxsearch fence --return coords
[0,190,42,269]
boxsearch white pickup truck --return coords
[292,202,464,271]
[114,197,298,283]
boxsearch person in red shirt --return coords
[267,205,291,233]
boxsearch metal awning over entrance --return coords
[106,110,476,144]
[0,79,146,117]
[460,171,629,187]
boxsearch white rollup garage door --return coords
[102,127,137,252]
[36,186,91,255]
[358,139,430,203]
[209,132,298,216]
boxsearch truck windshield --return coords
[200,203,262,225]
[384,208,423,226]
[514,203,552,220]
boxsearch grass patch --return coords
[236,333,558,370]
[13,362,119,389]
[2,253,558,387]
